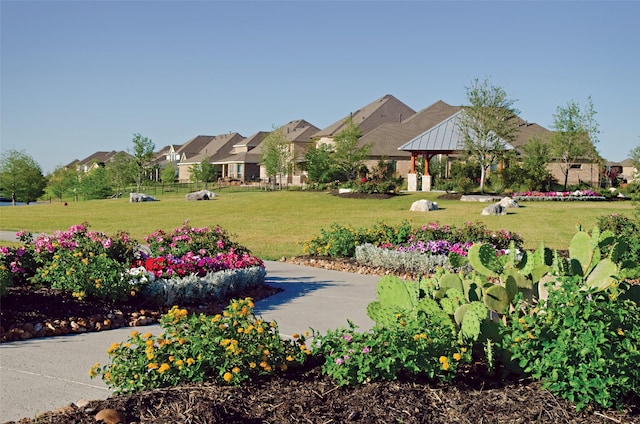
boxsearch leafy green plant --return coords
[313,318,468,386]
[90,298,312,393]
[503,278,640,411]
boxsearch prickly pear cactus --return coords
[457,301,489,343]
[468,243,503,277]
[367,276,420,327]
[584,258,618,292]
[375,275,418,310]
[569,230,595,276]
[483,284,510,314]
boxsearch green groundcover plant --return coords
[503,278,640,411]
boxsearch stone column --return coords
[407,173,417,192]
[422,175,432,192]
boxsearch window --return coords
[570,164,582,169]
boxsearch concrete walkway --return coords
[0,261,379,423]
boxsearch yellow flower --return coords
[617,328,625,336]
[249,362,256,369]
[186,358,195,365]
[175,359,184,366]
[107,343,120,354]
[148,363,159,370]
[169,356,175,362]
[130,331,139,338]
[223,372,233,382]
[292,333,300,339]
[439,356,448,364]
[232,367,240,374]
[286,355,294,362]
[453,353,462,361]
[158,363,170,373]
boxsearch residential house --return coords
[256,119,321,185]
[73,151,123,172]
[176,133,245,183]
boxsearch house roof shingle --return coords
[313,94,416,139]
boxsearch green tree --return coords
[0,149,46,205]
[190,157,217,189]
[521,136,553,191]
[129,133,155,193]
[161,162,178,184]
[46,166,76,201]
[80,166,113,200]
[301,143,337,186]
[332,117,369,181]
[457,78,520,193]
[261,127,293,190]
[631,143,640,181]
[549,99,598,190]
[106,151,134,197]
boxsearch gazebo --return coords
[398,110,513,191]
[398,111,465,191]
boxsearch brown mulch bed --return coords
[2,259,639,424]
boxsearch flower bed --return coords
[512,190,606,201]
[0,222,266,306]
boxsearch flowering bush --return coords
[512,190,606,201]
[28,224,138,300]
[90,298,312,393]
[0,244,35,294]
[144,221,249,257]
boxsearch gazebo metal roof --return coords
[397,110,514,153]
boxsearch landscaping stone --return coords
[185,189,217,201]
[129,193,157,202]
[409,199,439,212]
[481,203,507,216]
[499,196,519,208]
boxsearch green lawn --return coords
[0,191,634,260]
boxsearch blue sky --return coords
[2,0,638,174]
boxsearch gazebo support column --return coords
[422,153,433,192]
[407,153,418,192]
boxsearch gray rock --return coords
[129,193,157,202]
[481,203,506,216]
[410,199,439,212]
[499,197,519,208]
[185,190,217,201]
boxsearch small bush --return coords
[313,319,469,386]
[503,279,640,411]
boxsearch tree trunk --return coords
[563,169,569,191]
[479,166,487,194]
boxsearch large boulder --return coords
[129,193,157,203]
[185,190,217,201]
[481,203,506,216]
[499,197,519,208]
[410,199,439,212]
